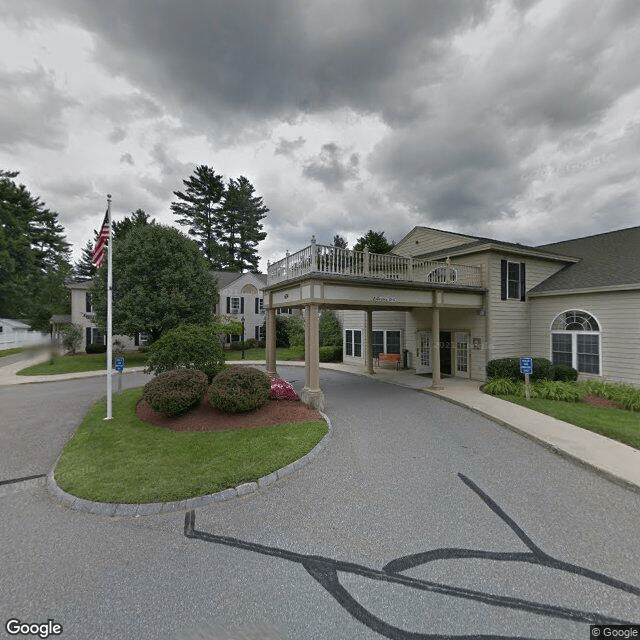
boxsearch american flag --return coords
[92,210,109,268]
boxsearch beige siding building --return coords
[265,225,640,406]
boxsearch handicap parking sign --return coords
[115,357,125,372]
[520,357,533,375]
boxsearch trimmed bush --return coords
[531,358,555,381]
[143,369,208,418]
[319,346,343,362]
[145,324,225,382]
[486,358,520,381]
[86,342,107,354]
[270,378,299,401]
[486,357,555,381]
[553,363,578,382]
[208,366,271,414]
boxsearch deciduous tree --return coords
[90,224,217,342]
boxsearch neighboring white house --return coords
[64,271,270,352]
[0,318,49,349]
[265,225,640,388]
[213,271,268,345]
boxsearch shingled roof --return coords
[529,225,640,294]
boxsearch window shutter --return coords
[85,327,91,347]
[500,260,507,300]
[226,297,230,314]
[240,297,245,314]
[255,297,259,314]
[85,293,92,313]
[520,262,526,301]
[134,333,139,346]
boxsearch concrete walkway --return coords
[2,353,639,493]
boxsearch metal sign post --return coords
[520,357,533,400]
[115,357,125,394]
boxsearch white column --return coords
[300,303,324,410]
[265,306,277,378]
[431,297,443,389]
[365,309,374,374]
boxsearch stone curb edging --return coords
[46,410,332,517]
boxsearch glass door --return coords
[415,331,432,374]
[455,332,470,378]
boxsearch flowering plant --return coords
[270,378,299,401]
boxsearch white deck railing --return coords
[267,238,483,287]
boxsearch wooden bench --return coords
[376,353,401,370]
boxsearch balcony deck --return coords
[267,241,483,288]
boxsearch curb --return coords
[417,386,640,496]
[46,410,332,517]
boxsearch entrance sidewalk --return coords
[2,355,639,492]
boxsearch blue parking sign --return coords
[115,357,125,372]
[520,357,533,375]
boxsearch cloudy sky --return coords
[1,0,639,270]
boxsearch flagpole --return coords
[105,194,113,420]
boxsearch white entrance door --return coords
[455,332,470,378]
[415,331,432,374]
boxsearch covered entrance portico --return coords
[264,239,485,409]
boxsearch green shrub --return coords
[319,310,342,347]
[531,358,555,381]
[145,324,225,382]
[483,377,523,396]
[85,342,107,354]
[486,357,554,381]
[582,381,640,412]
[62,324,83,354]
[143,369,208,418]
[553,363,578,381]
[284,315,305,348]
[320,347,342,362]
[486,358,520,381]
[208,366,271,414]
[530,380,586,402]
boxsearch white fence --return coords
[268,240,483,288]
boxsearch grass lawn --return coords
[0,347,26,358]
[17,351,149,375]
[497,395,640,450]
[17,346,306,375]
[54,388,328,503]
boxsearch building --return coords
[263,226,640,409]
[64,272,269,352]
[213,271,268,345]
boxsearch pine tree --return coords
[0,170,71,330]
[73,240,96,280]
[220,176,268,272]
[171,166,227,269]
[172,166,268,272]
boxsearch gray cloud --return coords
[303,143,360,191]
[0,66,76,150]
[274,136,306,156]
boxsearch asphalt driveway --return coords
[1,366,639,639]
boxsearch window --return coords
[85,293,93,313]
[277,307,292,315]
[226,296,244,315]
[255,297,264,314]
[371,330,401,357]
[86,327,104,346]
[255,325,265,341]
[500,260,526,301]
[345,330,362,357]
[551,310,600,375]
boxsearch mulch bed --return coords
[136,395,323,432]
[582,394,625,410]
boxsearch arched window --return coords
[551,310,600,374]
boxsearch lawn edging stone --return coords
[46,410,332,517]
